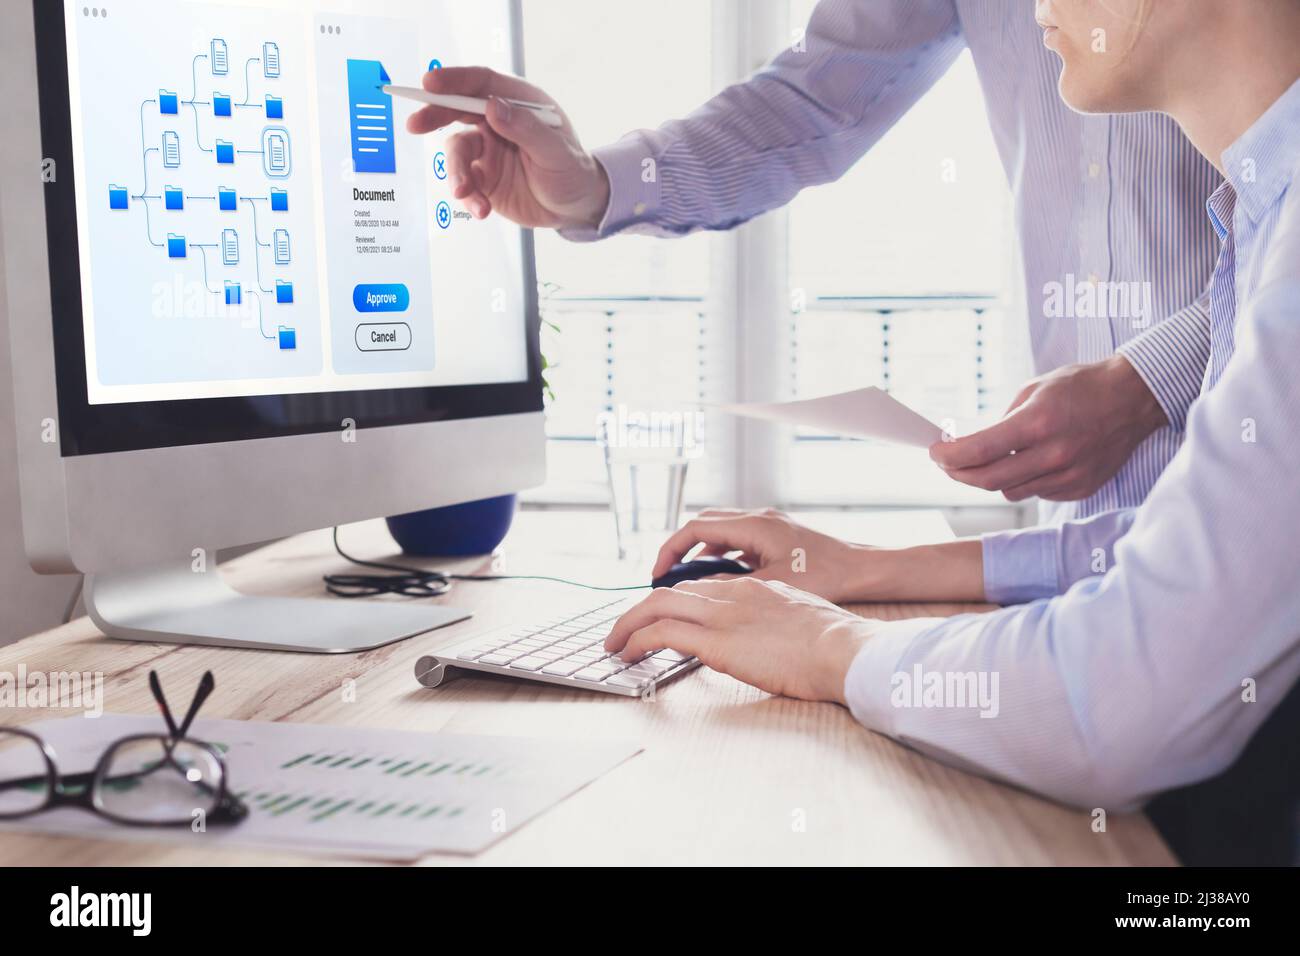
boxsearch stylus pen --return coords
[381,85,564,128]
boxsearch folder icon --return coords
[164,186,184,211]
[108,184,128,210]
[213,92,232,117]
[270,187,288,212]
[277,326,296,350]
[265,95,283,120]
[224,280,242,306]
[218,187,237,211]
[216,140,234,164]
[275,280,294,304]
[167,234,186,259]
[159,90,178,115]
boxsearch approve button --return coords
[353,283,410,313]
[355,322,412,352]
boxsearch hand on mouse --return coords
[604,577,872,702]
[651,509,868,604]
[406,67,610,230]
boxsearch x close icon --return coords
[433,151,447,179]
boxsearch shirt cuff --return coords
[556,135,662,243]
[980,527,1061,605]
[842,617,948,737]
[1116,302,1211,432]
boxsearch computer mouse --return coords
[651,555,754,589]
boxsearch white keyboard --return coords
[414,597,699,697]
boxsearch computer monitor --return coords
[0,0,545,652]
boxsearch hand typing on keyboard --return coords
[603,578,881,703]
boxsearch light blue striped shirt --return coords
[566,0,1221,527]
[846,77,1300,808]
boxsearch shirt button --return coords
[633,202,647,215]
[1088,162,1101,178]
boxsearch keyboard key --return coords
[572,667,611,682]
[541,658,587,676]
[477,653,512,666]
[605,673,651,690]
[508,656,550,671]
[652,649,691,663]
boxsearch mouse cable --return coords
[324,526,651,599]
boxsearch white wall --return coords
[0,223,79,646]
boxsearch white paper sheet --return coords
[0,715,641,860]
[715,387,944,447]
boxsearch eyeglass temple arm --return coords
[176,671,215,739]
[148,671,181,739]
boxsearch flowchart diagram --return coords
[104,34,300,353]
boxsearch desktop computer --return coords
[0,0,546,652]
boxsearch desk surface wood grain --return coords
[0,510,1173,865]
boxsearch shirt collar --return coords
[1205,180,1237,242]
[1221,75,1300,225]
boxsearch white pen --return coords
[381,85,564,128]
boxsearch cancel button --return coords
[355,322,412,352]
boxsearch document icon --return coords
[164,186,183,211]
[218,187,237,211]
[224,280,242,306]
[275,280,294,304]
[221,229,239,266]
[211,38,229,75]
[159,90,178,114]
[263,42,281,78]
[273,228,291,265]
[216,140,234,164]
[347,60,396,174]
[262,128,290,177]
[162,130,181,168]
[167,234,186,259]
[108,184,128,210]
[213,92,232,117]
[270,187,288,212]
[277,326,296,350]
[265,94,283,119]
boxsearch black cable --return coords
[324,526,650,598]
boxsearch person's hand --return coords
[604,578,869,702]
[651,508,866,603]
[929,355,1167,502]
[405,67,610,230]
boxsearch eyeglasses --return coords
[0,670,248,827]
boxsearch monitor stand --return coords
[83,557,469,653]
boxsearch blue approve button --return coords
[353,283,410,313]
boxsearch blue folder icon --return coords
[167,234,186,258]
[108,184,128,210]
[216,140,234,164]
[224,280,242,306]
[164,186,183,210]
[213,92,232,117]
[270,188,288,212]
[277,326,296,350]
[265,95,283,119]
[218,187,237,211]
[275,280,294,304]
[159,90,178,115]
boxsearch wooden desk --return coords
[0,510,1174,865]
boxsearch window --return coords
[523,1,1025,510]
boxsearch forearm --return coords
[840,538,985,603]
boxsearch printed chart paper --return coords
[0,715,642,860]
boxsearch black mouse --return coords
[651,555,754,589]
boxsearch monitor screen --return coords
[34,0,541,454]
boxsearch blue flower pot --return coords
[385,494,518,557]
